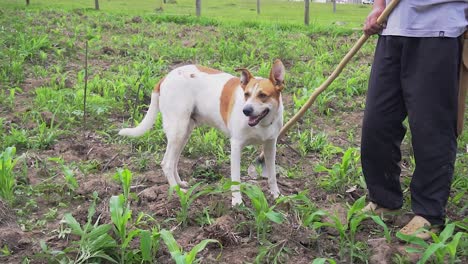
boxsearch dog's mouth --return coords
[248,109,270,127]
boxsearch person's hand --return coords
[363,7,385,35]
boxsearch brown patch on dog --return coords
[258,79,281,102]
[153,77,166,93]
[220,77,241,126]
[244,79,281,104]
[196,65,222,74]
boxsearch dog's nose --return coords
[243,106,253,116]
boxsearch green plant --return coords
[396,222,466,264]
[315,147,364,191]
[109,195,133,264]
[169,182,213,226]
[49,157,79,192]
[160,229,220,264]
[241,183,284,241]
[294,129,329,156]
[0,87,20,110]
[312,258,337,264]
[312,196,389,263]
[0,147,20,205]
[62,192,118,263]
[276,190,321,228]
[0,245,11,257]
[255,240,289,264]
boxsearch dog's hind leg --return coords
[161,116,193,188]
[174,120,195,188]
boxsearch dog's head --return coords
[236,59,285,127]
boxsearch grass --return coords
[0,1,466,263]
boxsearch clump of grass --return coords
[315,147,364,191]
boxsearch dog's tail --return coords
[119,92,160,137]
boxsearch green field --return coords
[0,1,467,263]
[3,0,370,28]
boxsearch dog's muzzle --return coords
[246,108,270,127]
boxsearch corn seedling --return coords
[110,169,144,263]
[160,229,220,264]
[169,182,214,226]
[113,168,133,203]
[396,222,466,264]
[241,183,285,241]
[0,147,20,206]
[63,192,118,263]
[109,195,134,263]
[138,227,160,263]
[312,196,386,263]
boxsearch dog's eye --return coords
[244,92,250,98]
[258,93,267,99]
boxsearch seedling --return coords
[241,183,284,241]
[396,222,465,264]
[62,192,118,264]
[160,229,220,264]
[169,182,215,226]
[0,146,20,206]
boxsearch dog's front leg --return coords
[230,140,243,206]
[263,139,280,198]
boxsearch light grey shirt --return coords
[382,0,468,37]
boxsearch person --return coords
[361,0,468,239]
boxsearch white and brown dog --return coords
[119,60,285,205]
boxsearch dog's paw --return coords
[270,189,281,199]
[231,193,243,206]
[178,181,189,189]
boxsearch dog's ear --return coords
[269,59,285,91]
[235,68,254,89]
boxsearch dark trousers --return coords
[361,36,461,225]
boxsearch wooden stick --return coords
[257,0,401,163]
[83,40,88,132]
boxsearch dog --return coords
[119,60,285,205]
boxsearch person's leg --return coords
[401,37,460,225]
[361,36,407,210]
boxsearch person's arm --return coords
[363,0,386,35]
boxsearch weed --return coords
[315,147,364,192]
[49,157,79,193]
[255,240,290,264]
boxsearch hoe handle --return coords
[278,0,400,139]
[258,0,400,163]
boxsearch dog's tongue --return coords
[248,116,260,127]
